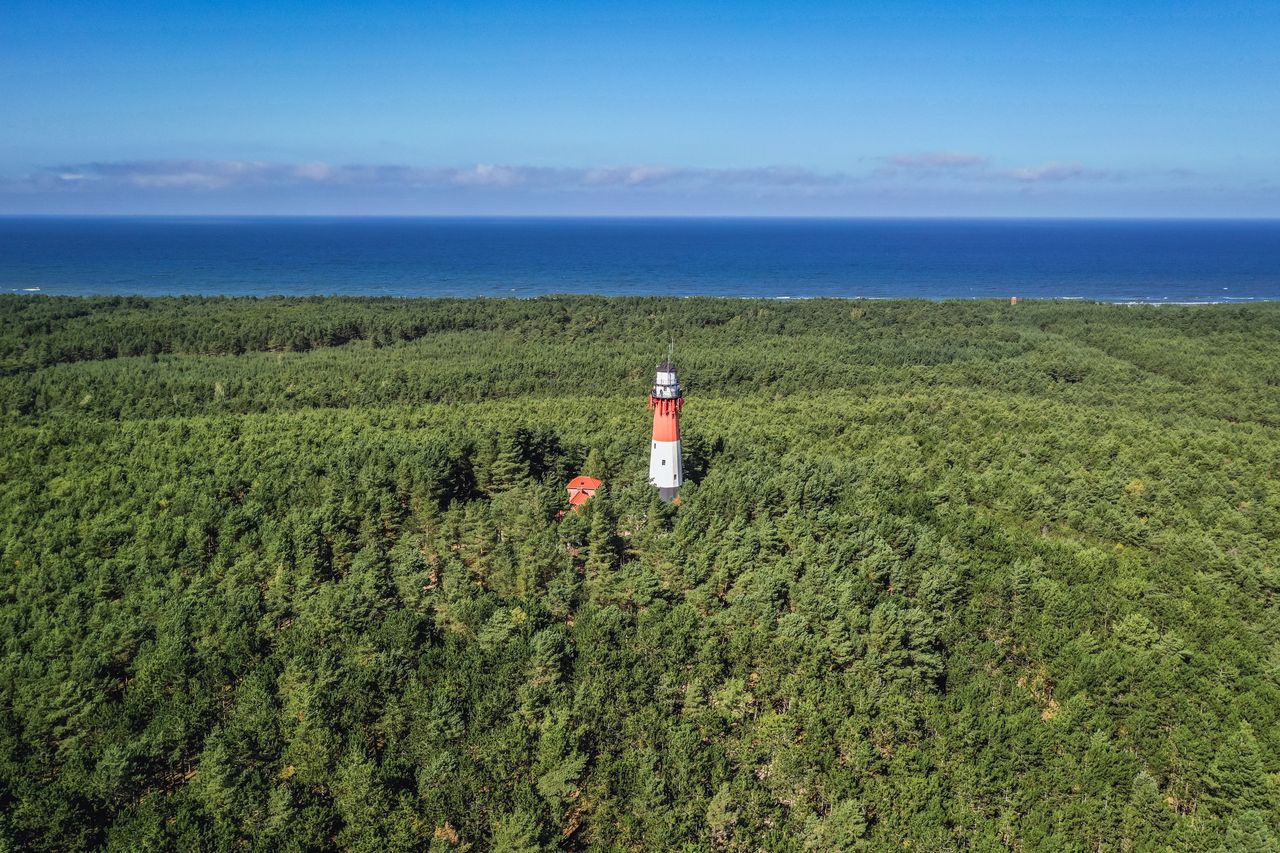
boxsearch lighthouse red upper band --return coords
[650,396,682,440]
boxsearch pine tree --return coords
[582,447,607,480]
[1206,723,1270,816]
[1121,770,1172,848]
[1219,811,1280,853]
[487,436,528,494]
[705,783,739,850]
[585,491,619,581]
[803,800,868,851]
[491,809,543,853]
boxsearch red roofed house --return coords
[566,475,602,510]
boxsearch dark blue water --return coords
[2,217,1278,302]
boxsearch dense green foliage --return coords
[1,294,1278,851]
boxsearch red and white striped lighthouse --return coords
[648,352,683,502]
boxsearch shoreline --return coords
[6,287,1279,305]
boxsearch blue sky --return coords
[2,0,1278,216]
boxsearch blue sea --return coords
[2,217,1278,302]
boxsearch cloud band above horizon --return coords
[1,155,1270,218]
[6,154,1122,195]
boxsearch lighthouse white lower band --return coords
[648,439,683,489]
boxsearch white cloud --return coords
[450,164,527,187]
[583,165,684,186]
[1001,162,1114,183]
[880,152,989,170]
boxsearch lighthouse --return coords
[648,351,684,502]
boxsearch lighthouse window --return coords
[661,459,666,465]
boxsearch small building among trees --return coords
[565,475,602,510]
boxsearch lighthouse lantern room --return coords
[648,352,684,502]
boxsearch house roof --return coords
[567,475,602,492]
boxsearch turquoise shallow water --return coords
[2,217,1278,302]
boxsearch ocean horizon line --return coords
[4,213,1280,223]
